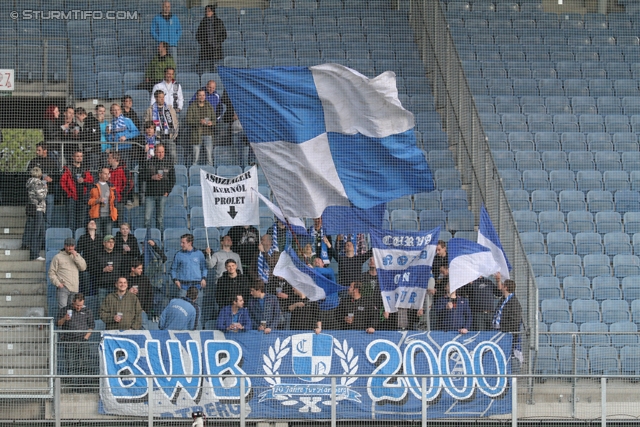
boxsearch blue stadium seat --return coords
[521,232,545,254]
[530,253,554,277]
[605,172,631,192]
[575,232,603,256]
[414,192,441,211]
[595,211,623,234]
[442,189,468,212]
[559,190,586,212]
[513,210,538,233]
[531,190,558,213]
[602,299,630,325]
[564,276,592,303]
[604,232,633,256]
[447,209,474,232]
[589,346,620,375]
[539,210,566,234]
[419,210,446,231]
[559,345,589,375]
[45,228,73,252]
[587,190,614,213]
[535,345,558,376]
[610,321,638,349]
[547,232,574,256]
[584,254,613,278]
[523,170,550,191]
[498,170,522,190]
[613,254,640,277]
[572,299,601,325]
[97,72,124,99]
[580,322,610,348]
[555,254,582,279]
[549,321,578,347]
[506,190,530,211]
[163,228,191,254]
[621,345,640,375]
[549,169,575,191]
[567,210,595,234]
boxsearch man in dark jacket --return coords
[195,5,227,74]
[142,143,175,231]
[337,281,378,333]
[92,235,124,302]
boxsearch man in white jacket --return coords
[151,67,184,113]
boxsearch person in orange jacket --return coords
[88,167,118,237]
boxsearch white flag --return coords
[201,166,260,227]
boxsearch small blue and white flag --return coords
[251,188,308,236]
[219,64,434,219]
[371,227,440,313]
[273,247,348,308]
[478,205,511,280]
[448,238,500,294]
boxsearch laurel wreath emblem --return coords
[262,335,359,408]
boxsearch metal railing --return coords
[409,0,539,376]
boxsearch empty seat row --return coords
[523,230,640,257]
[541,298,640,325]
[515,209,640,235]
[530,252,640,279]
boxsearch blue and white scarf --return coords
[492,293,513,330]
[310,226,329,265]
[145,135,157,159]
[152,103,175,134]
[112,115,127,134]
[257,252,269,283]
[269,222,278,256]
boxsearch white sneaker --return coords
[36,257,45,261]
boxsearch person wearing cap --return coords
[49,237,87,309]
[91,234,124,303]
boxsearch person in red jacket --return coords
[60,150,94,232]
[107,151,130,226]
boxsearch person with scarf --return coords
[186,88,216,166]
[145,90,179,164]
[308,217,334,267]
[107,103,140,170]
[493,274,523,366]
[151,67,184,112]
[195,5,227,74]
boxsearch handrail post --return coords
[331,376,337,427]
[148,375,153,427]
[240,375,246,427]
[421,376,427,427]
[511,376,517,427]
[601,377,607,427]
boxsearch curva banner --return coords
[99,330,512,419]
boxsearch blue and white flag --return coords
[251,188,308,236]
[448,238,500,294]
[322,204,386,235]
[219,64,434,219]
[478,205,511,280]
[273,247,348,305]
[371,227,440,313]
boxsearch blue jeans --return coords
[96,217,113,238]
[193,135,213,166]
[145,195,167,231]
[45,193,55,228]
[30,211,45,259]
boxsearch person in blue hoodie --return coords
[159,286,199,330]
[108,104,140,169]
[151,1,182,65]
[170,233,207,306]
[432,283,472,334]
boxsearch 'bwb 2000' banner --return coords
[99,330,513,419]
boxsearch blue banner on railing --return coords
[99,330,513,419]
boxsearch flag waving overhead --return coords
[218,64,434,219]
[371,227,440,313]
[201,166,259,227]
[251,188,307,236]
[448,238,500,294]
[478,205,511,280]
[273,248,348,306]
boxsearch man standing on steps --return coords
[49,237,88,310]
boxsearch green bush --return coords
[0,129,44,172]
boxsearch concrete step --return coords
[0,295,47,308]
[0,250,31,261]
[2,217,26,228]
[0,239,24,250]
[0,342,49,353]
[0,206,27,216]
[0,229,24,240]
[0,364,49,376]
[0,271,46,280]
[0,283,46,295]
[0,307,46,317]
[0,260,46,272]
[0,356,49,369]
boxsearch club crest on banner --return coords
[260,333,361,412]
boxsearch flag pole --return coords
[204,226,211,251]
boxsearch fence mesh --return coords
[1,0,640,424]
